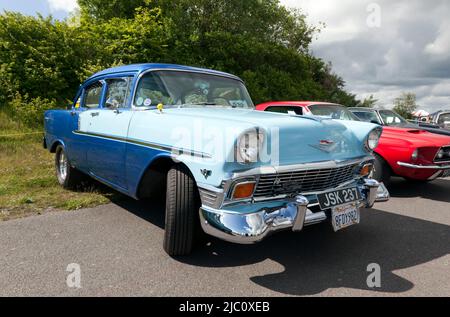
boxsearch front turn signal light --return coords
[232,182,256,200]
[360,164,373,177]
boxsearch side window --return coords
[105,77,132,109]
[438,113,450,125]
[265,106,303,115]
[84,82,103,109]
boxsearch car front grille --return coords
[435,146,450,163]
[253,163,360,198]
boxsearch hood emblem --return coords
[310,139,338,153]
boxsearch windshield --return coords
[350,110,382,124]
[438,113,450,126]
[378,110,409,126]
[134,70,254,109]
[308,104,359,121]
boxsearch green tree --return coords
[77,0,147,20]
[359,95,378,108]
[393,92,418,119]
[0,12,91,105]
[0,0,360,127]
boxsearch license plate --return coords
[332,204,360,232]
[317,187,362,210]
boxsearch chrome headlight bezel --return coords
[366,128,382,151]
[236,129,265,164]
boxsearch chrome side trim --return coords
[73,130,212,158]
[397,161,450,170]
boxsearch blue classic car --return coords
[44,63,386,256]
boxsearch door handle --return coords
[90,112,100,117]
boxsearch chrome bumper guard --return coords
[200,179,384,244]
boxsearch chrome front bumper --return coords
[397,161,450,170]
[199,179,385,244]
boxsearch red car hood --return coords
[381,126,450,147]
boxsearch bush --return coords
[7,93,58,128]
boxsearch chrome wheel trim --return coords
[57,150,68,183]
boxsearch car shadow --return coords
[113,196,450,296]
[388,177,450,203]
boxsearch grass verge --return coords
[0,111,122,221]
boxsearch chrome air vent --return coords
[254,163,359,197]
[198,188,220,207]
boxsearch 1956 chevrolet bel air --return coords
[44,63,388,256]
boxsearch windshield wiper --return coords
[175,102,220,107]
[195,102,219,106]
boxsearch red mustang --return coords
[256,101,450,185]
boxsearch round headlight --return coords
[436,149,444,159]
[237,130,265,163]
[411,149,419,160]
[366,129,381,151]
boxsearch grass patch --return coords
[0,113,123,221]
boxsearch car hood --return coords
[142,107,374,164]
[381,126,450,147]
[128,107,377,186]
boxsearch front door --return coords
[80,77,134,190]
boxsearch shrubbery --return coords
[6,93,57,128]
[0,0,360,128]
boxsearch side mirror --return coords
[105,99,119,110]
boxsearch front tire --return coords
[163,165,200,256]
[372,153,391,186]
[55,145,84,189]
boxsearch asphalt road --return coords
[1,178,449,297]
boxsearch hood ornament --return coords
[310,139,338,153]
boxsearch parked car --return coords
[430,110,450,130]
[44,65,385,256]
[349,107,450,137]
[257,102,450,185]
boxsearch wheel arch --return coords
[373,150,394,175]
[49,139,65,153]
[135,155,197,200]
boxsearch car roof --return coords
[85,63,242,84]
[348,107,377,112]
[257,101,342,108]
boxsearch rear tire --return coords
[163,165,200,256]
[372,153,391,186]
[55,145,84,189]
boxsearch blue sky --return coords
[0,0,77,20]
[2,0,450,112]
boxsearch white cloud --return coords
[47,0,78,13]
[425,21,450,58]
[279,0,450,113]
